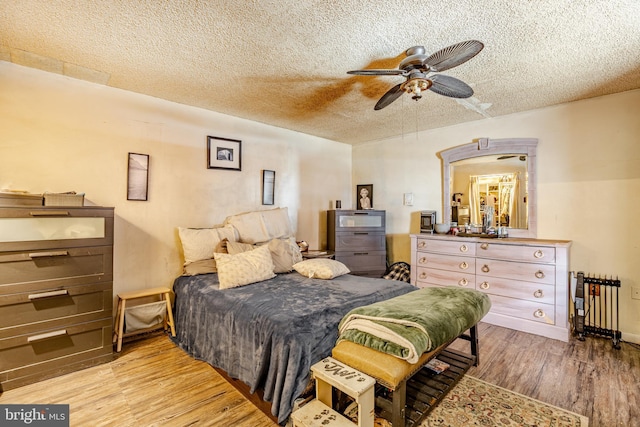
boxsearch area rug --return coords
[420,376,588,427]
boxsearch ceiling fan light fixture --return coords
[401,78,432,100]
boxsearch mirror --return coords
[439,138,538,238]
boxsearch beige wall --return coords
[0,61,352,299]
[353,89,640,342]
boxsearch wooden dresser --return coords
[410,233,571,342]
[327,210,386,277]
[0,206,114,391]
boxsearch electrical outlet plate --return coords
[403,193,413,206]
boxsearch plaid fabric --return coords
[382,261,411,282]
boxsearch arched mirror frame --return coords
[439,137,538,238]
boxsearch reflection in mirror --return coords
[440,138,538,238]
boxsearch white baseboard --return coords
[622,331,640,345]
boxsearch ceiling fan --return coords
[348,40,484,110]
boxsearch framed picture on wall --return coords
[356,184,373,210]
[262,170,275,205]
[207,135,242,171]
[127,153,149,201]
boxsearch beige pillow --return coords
[183,259,217,276]
[214,245,275,289]
[268,238,303,273]
[178,224,237,265]
[292,259,350,279]
[224,207,293,244]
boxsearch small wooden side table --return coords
[302,250,335,260]
[113,287,176,352]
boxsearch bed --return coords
[172,269,415,424]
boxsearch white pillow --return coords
[261,207,293,240]
[214,245,275,289]
[178,225,237,265]
[224,207,293,244]
[292,259,350,280]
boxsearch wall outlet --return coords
[632,287,640,300]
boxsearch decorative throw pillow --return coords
[226,240,256,254]
[214,244,275,289]
[292,258,350,280]
[267,237,303,273]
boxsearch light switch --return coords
[403,193,413,206]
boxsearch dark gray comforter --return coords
[171,272,415,424]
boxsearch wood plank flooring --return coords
[1,323,638,426]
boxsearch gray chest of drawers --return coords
[327,210,386,278]
[0,206,114,391]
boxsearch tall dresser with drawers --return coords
[327,209,386,277]
[0,206,114,391]
[410,233,571,342]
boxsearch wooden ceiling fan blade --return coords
[424,40,484,72]
[374,83,404,110]
[428,74,474,98]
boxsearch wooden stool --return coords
[113,287,176,352]
[291,356,375,427]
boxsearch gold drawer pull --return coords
[28,250,69,258]
[419,272,427,279]
[419,257,427,264]
[29,210,70,217]
[534,250,544,259]
[459,261,469,270]
[533,289,544,298]
[27,329,68,343]
[459,244,468,253]
[479,281,490,290]
[481,264,490,273]
[535,270,545,279]
[28,289,69,300]
[480,243,489,250]
[533,309,545,318]
[458,278,469,287]
[418,241,426,248]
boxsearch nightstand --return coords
[302,250,335,260]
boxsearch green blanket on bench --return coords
[337,287,491,363]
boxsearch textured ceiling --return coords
[1,1,639,144]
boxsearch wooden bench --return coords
[331,325,479,427]
[113,287,176,352]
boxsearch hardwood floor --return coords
[1,324,638,426]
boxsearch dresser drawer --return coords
[333,232,385,251]
[475,277,555,305]
[416,252,475,273]
[415,267,475,289]
[415,238,476,256]
[335,251,386,273]
[329,210,385,232]
[0,318,112,377]
[476,242,555,263]
[0,207,114,252]
[483,294,556,324]
[476,258,555,285]
[0,282,112,339]
[0,245,113,295]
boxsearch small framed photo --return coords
[357,184,373,210]
[127,153,149,201]
[207,136,241,171]
[262,170,275,205]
